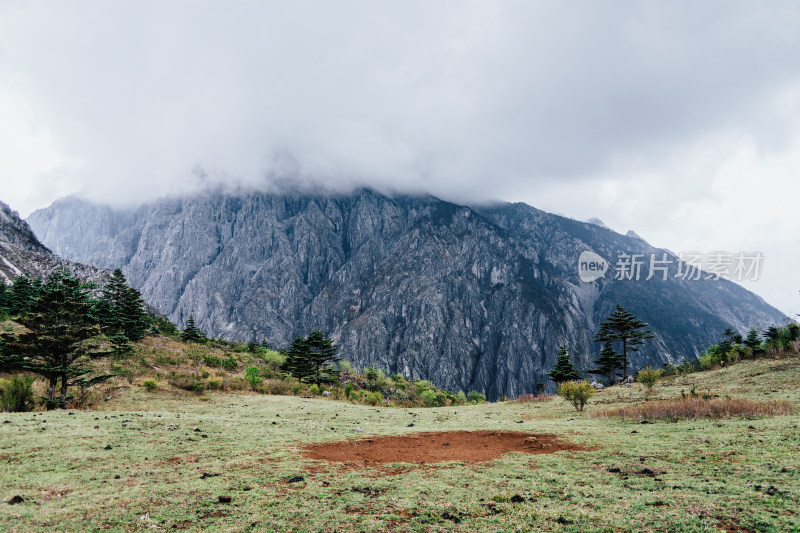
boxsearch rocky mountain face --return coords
[0,201,108,285]
[28,190,787,399]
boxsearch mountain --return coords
[0,201,107,284]
[27,190,787,399]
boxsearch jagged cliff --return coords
[0,201,107,284]
[28,190,787,398]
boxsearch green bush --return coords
[206,377,223,390]
[309,384,320,395]
[467,391,487,404]
[169,374,206,394]
[455,391,468,405]
[202,354,222,368]
[557,380,595,412]
[419,389,438,407]
[339,360,353,372]
[261,349,285,371]
[244,366,262,390]
[0,375,35,412]
[367,391,384,406]
[344,382,355,397]
[221,355,237,371]
[636,366,663,389]
[141,379,158,391]
[262,379,293,395]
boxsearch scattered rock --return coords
[272,421,277,425]
[166,424,179,430]
[590,381,604,390]
[557,516,571,525]
[640,468,656,476]
[193,428,201,432]
[218,496,232,503]
[607,467,621,473]
[322,391,331,397]
[510,494,525,503]
[200,472,220,479]
[352,427,364,432]
[3,420,10,424]
[114,475,121,479]
[748,425,756,430]
[104,445,112,450]
[7,495,23,505]
[441,511,461,523]
[287,476,305,483]
[625,383,632,388]
[407,423,414,427]
[640,420,650,425]
[631,430,638,434]
[442,442,450,447]
[766,486,778,496]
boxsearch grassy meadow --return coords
[1,345,800,531]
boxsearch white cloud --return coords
[0,0,798,315]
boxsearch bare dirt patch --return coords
[303,430,589,466]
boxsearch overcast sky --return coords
[1,1,798,317]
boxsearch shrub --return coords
[366,391,384,406]
[309,384,320,395]
[262,379,293,395]
[557,380,595,412]
[141,379,158,391]
[203,354,223,368]
[636,366,663,389]
[419,389,438,407]
[455,391,468,405]
[598,396,795,420]
[221,355,237,371]
[339,360,353,372]
[244,366,262,390]
[344,382,355,397]
[0,375,35,412]
[467,391,486,404]
[169,374,206,394]
[261,349,285,371]
[512,393,553,403]
[206,377,223,390]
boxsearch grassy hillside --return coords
[2,342,799,531]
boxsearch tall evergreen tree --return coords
[548,344,581,384]
[743,328,763,353]
[98,269,148,341]
[588,344,624,385]
[181,315,205,343]
[0,270,112,408]
[8,275,36,316]
[281,330,341,385]
[594,305,653,379]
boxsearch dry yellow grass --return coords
[597,395,795,420]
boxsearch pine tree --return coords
[108,329,133,359]
[8,275,36,316]
[548,344,581,384]
[98,269,148,341]
[588,344,624,385]
[594,305,653,379]
[0,270,112,408]
[181,315,205,343]
[280,330,341,385]
[743,328,763,353]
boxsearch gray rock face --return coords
[28,190,787,399]
[0,201,108,284]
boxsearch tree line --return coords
[0,268,150,408]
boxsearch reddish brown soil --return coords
[303,430,589,466]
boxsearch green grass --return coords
[2,357,800,531]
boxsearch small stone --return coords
[407,423,414,427]
[200,472,220,479]
[766,486,777,496]
[442,442,450,446]
[631,430,638,434]
[218,496,232,503]
[104,445,112,450]
[510,494,525,503]
[557,517,570,525]
[641,468,656,476]
[3,420,10,424]
[8,495,23,505]
[287,476,304,483]
[640,420,650,424]
[114,475,121,479]
[352,427,364,432]
[607,467,621,473]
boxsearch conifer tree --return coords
[281,330,340,385]
[0,270,112,408]
[594,305,653,379]
[98,269,148,341]
[588,344,624,385]
[8,275,35,316]
[181,315,205,343]
[548,344,581,384]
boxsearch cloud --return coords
[0,0,799,315]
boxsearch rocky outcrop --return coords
[0,201,108,285]
[28,190,787,399]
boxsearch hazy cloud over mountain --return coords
[1,1,799,315]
